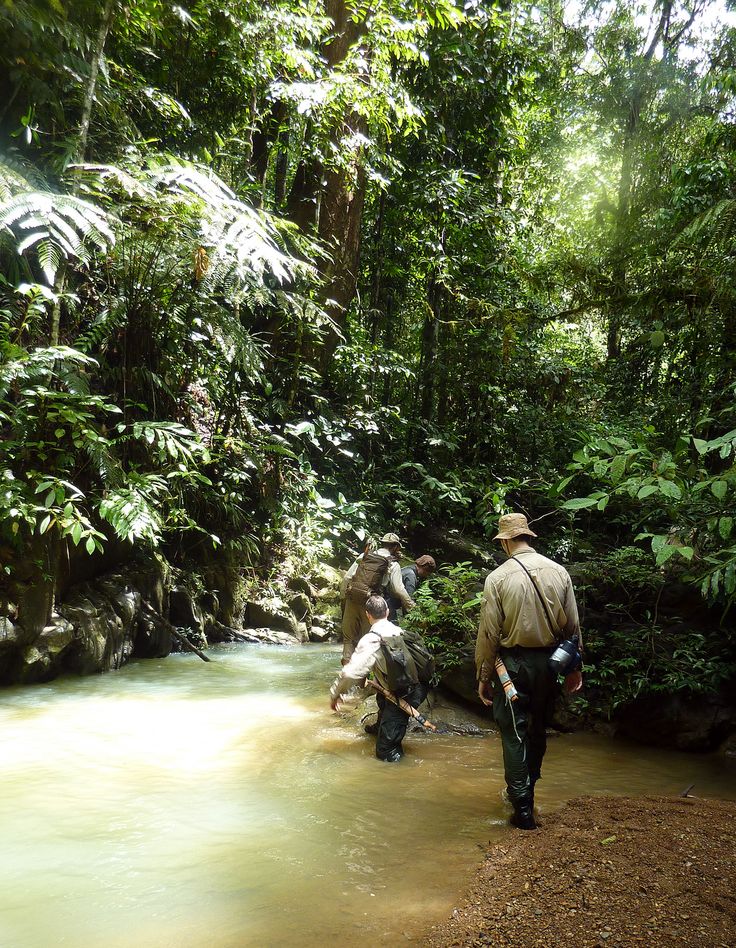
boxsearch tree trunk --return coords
[418,278,441,424]
[273,103,290,208]
[285,1,369,363]
[608,1,673,362]
[285,120,321,230]
[50,0,115,350]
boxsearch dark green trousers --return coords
[492,647,557,805]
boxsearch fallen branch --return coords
[171,628,210,662]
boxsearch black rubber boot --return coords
[510,797,536,830]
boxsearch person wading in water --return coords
[340,533,415,664]
[330,595,423,762]
[475,513,583,830]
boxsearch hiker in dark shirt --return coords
[387,554,436,620]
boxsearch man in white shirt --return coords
[330,595,421,762]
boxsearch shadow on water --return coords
[0,643,733,947]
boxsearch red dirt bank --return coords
[424,795,736,948]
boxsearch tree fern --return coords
[0,191,115,285]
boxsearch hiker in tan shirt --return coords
[475,513,583,830]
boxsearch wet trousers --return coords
[341,598,370,664]
[375,684,425,762]
[492,647,557,806]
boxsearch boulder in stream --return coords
[243,598,301,639]
[238,627,301,646]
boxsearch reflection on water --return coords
[0,644,733,947]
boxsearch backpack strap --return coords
[511,555,560,641]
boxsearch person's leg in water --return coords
[375,685,422,762]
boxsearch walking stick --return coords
[365,679,437,732]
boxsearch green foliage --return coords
[583,619,736,718]
[0,0,735,714]
[557,418,736,611]
[401,562,482,674]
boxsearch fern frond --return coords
[98,476,167,544]
[676,199,736,251]
[0,191,116,284]
[0,153,47,201]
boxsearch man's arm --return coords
[330,631,380,708]
[385,561,414,610]
[475,575,503,705]
[561,572,583,693]
[561,573,582,651]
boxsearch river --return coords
[0,643,734,947]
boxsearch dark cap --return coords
[415,555,436,570]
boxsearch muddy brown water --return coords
[0,643,733,947]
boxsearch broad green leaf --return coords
[719,516,733,539]
[554,474,575,494]
[655,545,676,566]
[610,455,626,484]
[637,484,659,499]
[657,478,681,500]
[693,438,708,454]
[561,497,599,510]
[650,330,665,348]
[711,480,728,501]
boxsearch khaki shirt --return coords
[475,549,581,680]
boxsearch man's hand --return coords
[564,670,583,694]
[330,695,342,712]
[478,680,493,707]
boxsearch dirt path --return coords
[424,795,736,948]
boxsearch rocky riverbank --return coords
[0,554,342,685]
[423,794,736,947]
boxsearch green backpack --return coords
[401,627,436,685]
[378,633,419,697]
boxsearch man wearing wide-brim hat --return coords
[340,532,415,664]
[475,513,583,830]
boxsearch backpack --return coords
[401,627,436,685]
[378,633,419,697]
[346,552,390,606]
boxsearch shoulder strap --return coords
[511,556,560,640]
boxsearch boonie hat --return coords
[494,513,538,541]
[380,532,402,545]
